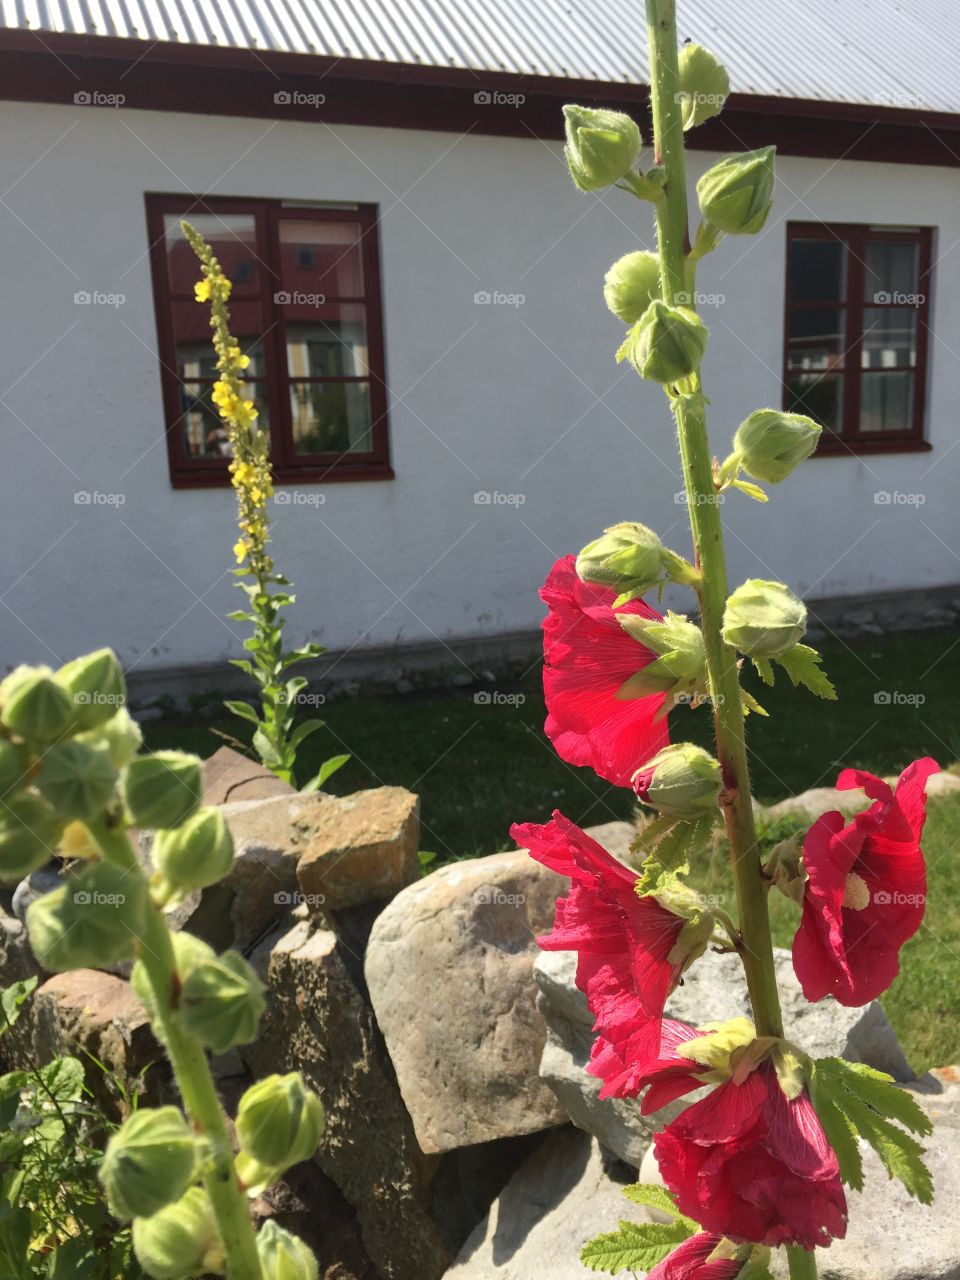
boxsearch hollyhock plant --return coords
[511,812,713,1095]
[654,1060,848,1251]
[515,5,937,1276]
[792,757,939,1006]
[540,555,670,786]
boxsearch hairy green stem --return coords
[787,1246,819,1280]
[645,0,785,1041]
[90,821,264,1280]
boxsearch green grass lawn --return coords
[144,626,960,1069]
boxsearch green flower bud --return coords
[236,1073,324,1172]
[633,743,723,817]
[0,791,64,882]
[0,739,30,798]
[576,522,666,599]
[179,950,265,1052]
[78,707,143,769]
[603,251,661,324]
[132,1187,222,1280]
[616,612,708,703]
[122,751,202,830]
[0,666,74,744]
[131,931,215,1014]
[563,105,642,192]
[56,649,125,732]
[722,579,807,658]
[26,860,148,971]
[257,1220,319,1280]
[731,409,821,484]
[152,807,234,893]
[36,739,118,823]
[677,44,730,130]
[697,146,776,236]
[621,301,708,384]
[100,1107,196,1220]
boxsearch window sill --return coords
[813,436,931,458]
[170,463,396,489]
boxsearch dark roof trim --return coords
[2,29,960,166]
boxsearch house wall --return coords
[0,100,957,680]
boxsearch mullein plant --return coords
[182,223,348,792]
[0,650,323,1280]
[513,6,937,1278]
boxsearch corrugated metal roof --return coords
[2,0,957,114]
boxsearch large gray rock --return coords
[535,946,912,1167]
[444,1127,636,1280]
[364,848,567,1154]
[243,916,452,1280]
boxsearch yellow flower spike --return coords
[233,540,248,564]
[194,279,212,303]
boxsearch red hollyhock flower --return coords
[647,1233,747,1280]
[654,1060,847,1250]
[541,555,669,786]
[792,757,939,1006]
[512,811,691,1097]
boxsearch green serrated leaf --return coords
[828,1060,933,1137]
[751,656,775,686]
[740,687,769,717]
[620,1183,694,1227]
[773,643,837,700]
[809,1076,864,1192]
[580,1219,691,1274]
[633,813,715,898]
[843,1093,933,1203]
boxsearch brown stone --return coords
[243,917,452,1280]
[23,970,163,1116]
[364,848,567,1155]
[295,787,420,910]
[202,744,295,806]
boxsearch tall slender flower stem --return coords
[89,821,264,1280]
[643,5,817,1276]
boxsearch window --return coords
[783,223,932,453]
[145,196,391,486]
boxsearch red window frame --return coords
[782,222,933,455]
[145,194,393,487]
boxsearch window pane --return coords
[283,304,370,378]
[163,214,260,296]
[860,372,913,433]
[179,381,268,460]
[861,307,916,369]
[865,240,919,304]
[787,373,843,432]
[787,308,846,370]
[290,381,372,454]
[172,301,266,380]
[790,239,846,302]
[277,218,365,298]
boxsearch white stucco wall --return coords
[0,100,957,677]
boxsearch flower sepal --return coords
[615,612,707,704]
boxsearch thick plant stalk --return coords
[89,821,264,1280]
[644,4,815,1276]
